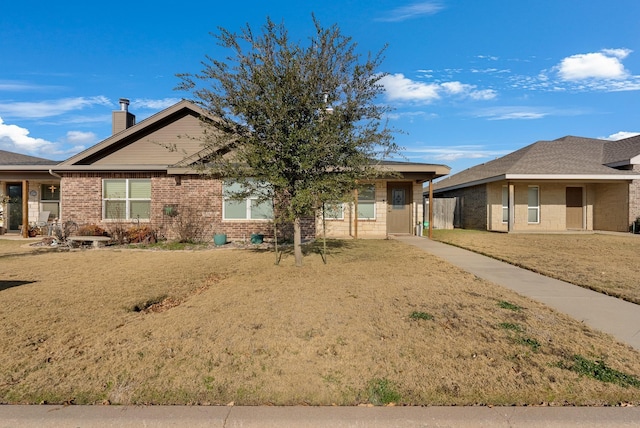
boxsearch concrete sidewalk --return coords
[395,236,640,352]
[1,404,639,427]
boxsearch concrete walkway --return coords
[395,236,640,352]
[1,404,639,427]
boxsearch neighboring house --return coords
[2,99,449,240]
[431,136,640,232]
[0,150,60,234]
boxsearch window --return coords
[223,182,273,220]
[323,203,344,220]
[41,184,60,220]
[527,186,539,223]
[502,186,508,223]
[357,184,376,220]
[103,179,151,220]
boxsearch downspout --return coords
[48,169,62,179]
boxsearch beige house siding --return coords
[593,182,629,232]
[630,165,640,225]
[320,180,423,238]
[92,113,205,165]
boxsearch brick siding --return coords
[61,172,315,242]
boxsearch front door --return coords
[6,183,23,232]
[566,187,583,229]
[387,182,412,234]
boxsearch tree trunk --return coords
[293,217,303,267]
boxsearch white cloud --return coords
[381,74,440,102]
[66,130,97,145]
[133,98,182,110]
[376,1,444,22]
[0,96,111,119]
[474,107,549,120]
[602,131,640,141]
[403,145,510,162]
[0,116,56,154]
[381,74,496,103]
[556,49,631,81]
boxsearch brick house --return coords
[2,99,449,240]
[430,135,640,232]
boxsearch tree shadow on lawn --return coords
[0,280,36,292]
[246,239,355,257]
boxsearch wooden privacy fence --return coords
[425,197,457,229]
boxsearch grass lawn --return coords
[432,230,640,304]
[1,238,639,406]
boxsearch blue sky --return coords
[2,0,640,174]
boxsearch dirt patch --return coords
[0,238,639,406]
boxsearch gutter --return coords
[48,169,62,179]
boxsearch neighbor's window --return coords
[502,186,508,223]
[103,179,151,220]
[357,184,376,220]
[527,186,539,223]
[223,181,273,220]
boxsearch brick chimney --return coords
[112,98,136,134]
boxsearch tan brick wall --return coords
[319,180,423,238]
[593,182,629,232]
[629,165,640,225]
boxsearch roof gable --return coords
[60,100,209,168]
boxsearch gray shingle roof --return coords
[0,149,57,166]
[434,135,640,191]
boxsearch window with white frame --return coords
[103,179,151,220]
[527,186,539,223]
[501,186,508,223]
[223,181,273,220]
[357,184,376,220]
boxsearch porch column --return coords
[508,182,515,232]
[353,187,358,239]
[428,177,433,239]
[22,180,29,238]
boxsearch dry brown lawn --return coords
[432,230,640,304]
[1,237,639,406]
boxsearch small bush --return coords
[77,224,107,236]
[126,225,157,244]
